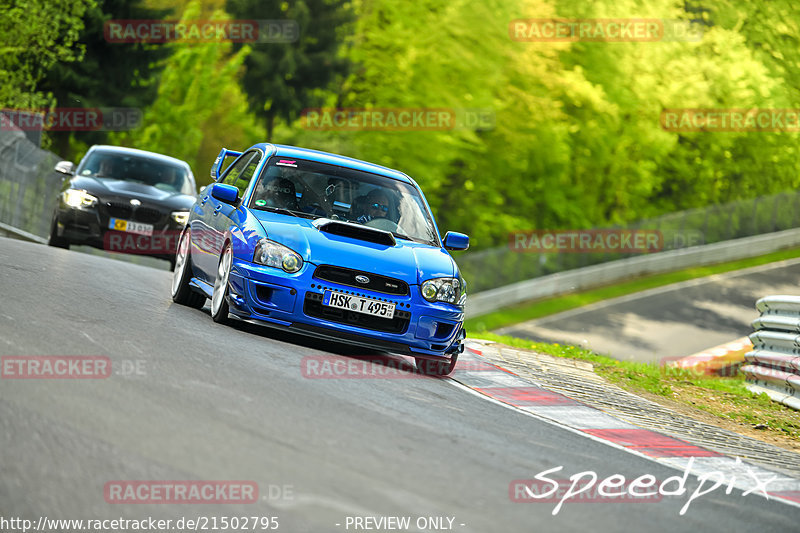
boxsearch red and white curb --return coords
[668,336,753,375]
[449,342,800,508]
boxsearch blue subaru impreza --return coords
[171,144,469,375]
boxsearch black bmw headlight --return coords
[170,211,190,226]
[62,189,98,208]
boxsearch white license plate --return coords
[322,291,396,319]
[108,218,153,236]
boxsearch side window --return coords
[221,151,262,197]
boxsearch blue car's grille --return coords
[303,291,411,334]
[313,265,409,296]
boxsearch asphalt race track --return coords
[2,236,799,532]
[498,258,800,363]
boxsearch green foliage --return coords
[111,0,263,183]
[40,0,174,157]
[275,0,800,250]
[20,0,800,251]
[0,0,95,109]
[282,0,578,245]
[225,0,354,139]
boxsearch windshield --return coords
[249,157,439,245]
[76,151,195,195]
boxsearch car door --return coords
[191,151,258,282]
[204,150,262,283]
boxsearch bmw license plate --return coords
[108,218,153,236]
[322,291,396,319]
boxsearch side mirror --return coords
[54,161,75,176]
[443,231,469,251]
[210,183,239,205]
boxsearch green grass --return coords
[474,332,693,396]
[466,246,800,332]
[474,333,800,441]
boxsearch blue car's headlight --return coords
[420,276,466,306]
[253,238,303,273]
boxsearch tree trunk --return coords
[266,114,275,142]
[50,132,71,159]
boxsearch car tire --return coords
[47,216,69,249]
[210,243,232,324]
[171,229,206,309]
[415,353,458,376]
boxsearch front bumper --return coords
[54,201,184,260]
[226,258,465,359]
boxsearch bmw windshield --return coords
[249,157,439,246]
[76,151,195,195]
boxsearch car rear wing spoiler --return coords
[210,148,243,181]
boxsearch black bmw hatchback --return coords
[48,145,197,269]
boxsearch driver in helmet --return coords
[357,189,390,224]
[254,177,299,210]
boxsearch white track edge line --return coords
[445,377,800,511]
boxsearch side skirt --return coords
[190,277,214,299]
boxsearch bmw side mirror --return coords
[443,231,469,251]
[210,183,239,205]
[54,161,75,176]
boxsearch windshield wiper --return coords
[392,232,435,245]
[258,206,319,219]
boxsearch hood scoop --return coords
[313,219,396,246]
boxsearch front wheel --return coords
[415,352,458,376]
[210,243,232,324]
[47,216,69,249]
[171,229,206,309]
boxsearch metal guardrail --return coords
[0,127,62,240]
[743,296,800,411]
[0,128,171,270]
[0,220,48,244]
[459,189,800,294]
